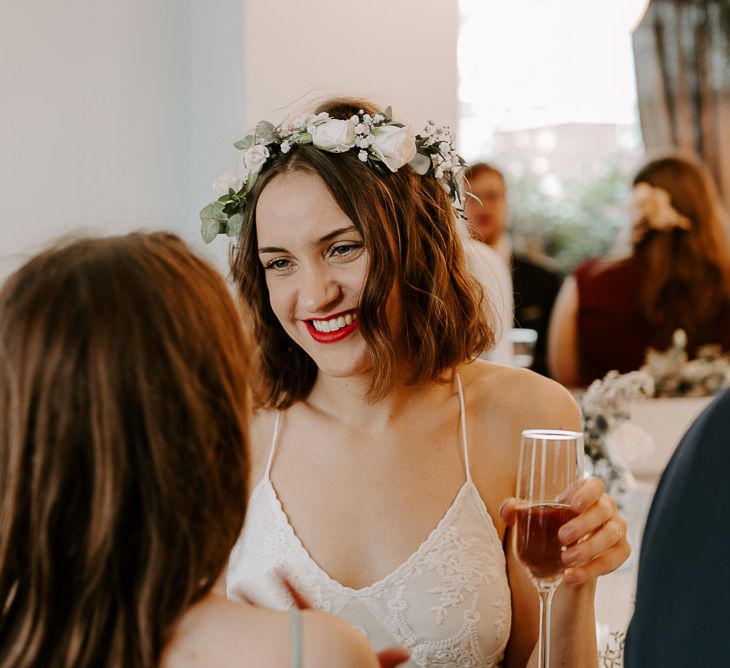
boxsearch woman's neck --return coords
[306,366,456,432]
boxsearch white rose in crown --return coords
[243,145,270,173]
[605,420,655,470]
[213,172,245,196]
[371,125,417,172]
[311,118,357,152]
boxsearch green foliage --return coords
[199,202,228,244]
[507,155,631,273]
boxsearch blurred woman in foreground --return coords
[0,232,385,668]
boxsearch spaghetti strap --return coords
[455,373,472,483]
[264,412,283,480]
[290,608,302,668]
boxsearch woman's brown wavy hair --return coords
[0,233,250,668]
[632,155,730,350]
[231,97,494,409]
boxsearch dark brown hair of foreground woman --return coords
[0,233,251,667]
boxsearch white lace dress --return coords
[226,376,512,667]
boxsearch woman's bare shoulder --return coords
[162,595,378,668]
[248,407,278,480]
[250,407,277,450]
[459,360,581,430]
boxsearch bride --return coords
[204,97,630,667]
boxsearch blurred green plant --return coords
[507,155,632,273]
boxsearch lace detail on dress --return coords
[228,478,511,667]
[228,481,337,613]
[226,376,512,667]
[362,486,510,667]
[379,580,489,668]
[424,526,489,624]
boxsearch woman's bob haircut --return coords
[231,97,494,408]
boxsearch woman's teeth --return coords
[311,312,356,333]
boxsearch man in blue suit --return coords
[625,388,730,666]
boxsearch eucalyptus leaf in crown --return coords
[200,107,467,244]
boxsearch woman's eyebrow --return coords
[258,225,358,254]
[258,245,287,254]
[315,225,358,244]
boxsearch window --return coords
[458,0,649,270]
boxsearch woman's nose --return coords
[298,264,341,313]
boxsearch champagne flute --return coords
[514,429,584,668]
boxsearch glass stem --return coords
[537,585,558,668]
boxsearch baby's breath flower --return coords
[202,107,467,245]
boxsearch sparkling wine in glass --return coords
[514,429,584,668]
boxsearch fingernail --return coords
[563,548,578,565]
[571,497,584,510]
[559,526,575,542]
[563,572,578,586]
[499,500,509,516]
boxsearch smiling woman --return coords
[254,170,373,380]
[213,96,630,668]
[229,100,493,408]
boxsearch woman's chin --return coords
[314,353,374,382]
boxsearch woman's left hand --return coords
[500,476,631,586]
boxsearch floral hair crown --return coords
[630,182,692,243]
[200,106,466,244]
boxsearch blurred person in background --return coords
[458,219,514,366]
[548,154,730,387]
[465,162,563,375]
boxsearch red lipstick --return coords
[304,312,359,344]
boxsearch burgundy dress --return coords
[574,255,730,386]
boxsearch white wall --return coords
[0,0,458,278]
[0,0,245,278]
[243,0,458,136]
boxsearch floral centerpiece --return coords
[580,371,655,498]
[579,329,730,497]
[643,329,730,397]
